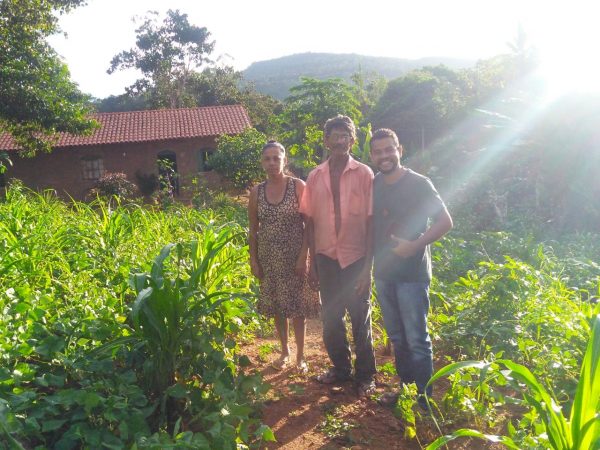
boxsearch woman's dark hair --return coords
[262,140,286,155]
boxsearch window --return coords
[198,148,214,172]
[82,157,104,181]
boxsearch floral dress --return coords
[256,177,320,318]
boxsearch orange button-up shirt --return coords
[300,157,373,269]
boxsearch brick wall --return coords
[6,137,219,200]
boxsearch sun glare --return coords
[532,6,600,97]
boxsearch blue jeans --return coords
[375,280,433,396]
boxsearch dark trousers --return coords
[316,255,376,382]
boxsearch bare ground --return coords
[239,319,498,450]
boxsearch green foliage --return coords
[209,127,266,189]
[284,77,362,128]
[257,343,278,363]
[0,0,97,156]
[421,230,599,449]
[352,122,372,165]
[88,172,139,202]
[0,185,269,448]
[108,9,214,109]
[276,77,362,174]
[286,124,323,176]
[392,384,419,441]
[426,314,600,449]
[318,404,357,441]
[369,65,468,152]
[431,232,597,404]
[242,52,470,100]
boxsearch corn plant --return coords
[426,313,600,449]
[91,224,272,447]
[126,225,249,397]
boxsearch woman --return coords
[248,141,319,373]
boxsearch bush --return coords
[135,171,160,196]
[210,128,266,189]
[88,172,138,201]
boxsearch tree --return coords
[209,128,267,189]
[94,93,151,113]
[275,77,362,170]
[368,66,468,153]
[350,67,387,117]
[0,0,97,157]
[108,9,214,109]
[283,77,361,129]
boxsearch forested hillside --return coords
[243,52,474,99]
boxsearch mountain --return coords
[242,52,475,99]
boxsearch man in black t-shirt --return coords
[370,128,453,409]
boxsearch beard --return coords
[377,159,399,174]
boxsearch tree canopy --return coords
[0,0,97,157]
[209,128,267,189]
[108,9,214,109]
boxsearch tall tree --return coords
[369,66,468,153]
[108,9,214,109]
[350,67,387,117]
[0,0,97,158]
[276,77,362,171]
[283,77,361,129]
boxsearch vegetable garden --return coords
[1,183,598,449]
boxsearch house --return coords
[0,105,251,200]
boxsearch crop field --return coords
[1,185,598,449]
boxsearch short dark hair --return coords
[262,140,286,155]
[324,115,356,140]
[371,128,400,147]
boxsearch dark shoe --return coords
[315,368,352,384]
[378,391,399,408]
[357,380,376,398]
[417,395,432,415]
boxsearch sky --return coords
[48,0,600,99]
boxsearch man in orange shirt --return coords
[300,115,376,397]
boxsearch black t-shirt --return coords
[373,169,446,282]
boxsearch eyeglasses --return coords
[329,133,352,141]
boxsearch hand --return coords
[355,267,372,298]
[391,235,419,258]
[250,258,264,280]
[295,254,308,277]
[308,262,319,291]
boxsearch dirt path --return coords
[240,319,443,449]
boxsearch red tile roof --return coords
[0,105,251,151]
